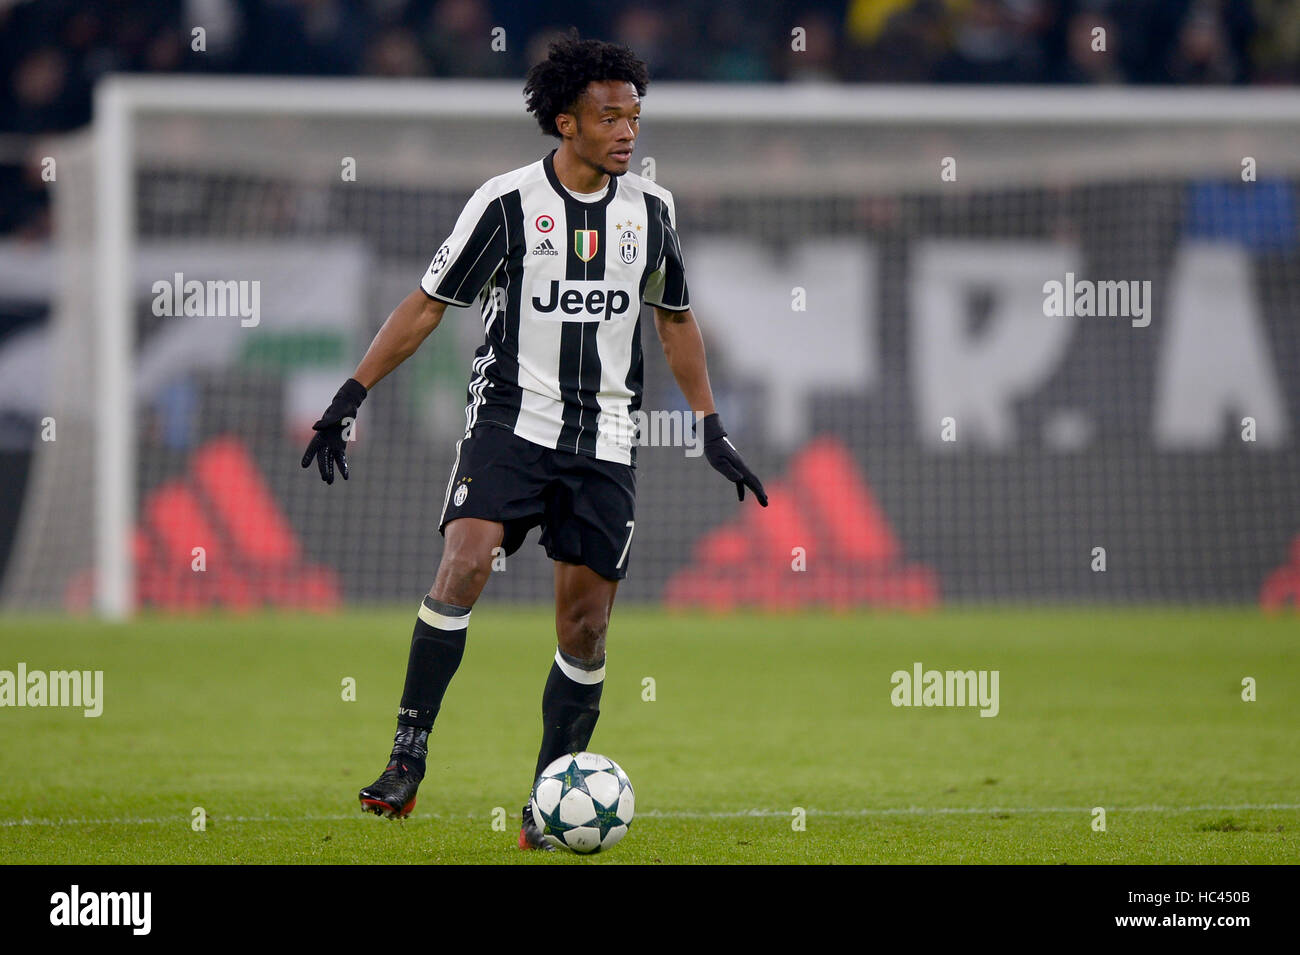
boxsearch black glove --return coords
[699,412,767,506]
[301,378,367,484]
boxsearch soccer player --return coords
[301,33,767,850]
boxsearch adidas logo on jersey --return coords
[531,238,559,256]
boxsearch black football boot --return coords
[358,724,428,819]
[519,800,556,851]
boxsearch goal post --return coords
[95,78,136,620]
[7,77,1298,617]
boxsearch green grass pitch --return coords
[1,607,1296,864]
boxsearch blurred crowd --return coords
[1,0,1298,237]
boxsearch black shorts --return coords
[438,423,638,581]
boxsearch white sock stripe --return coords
[553,649,605,685]
[418,601,471,630]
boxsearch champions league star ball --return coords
[529,752,635,853]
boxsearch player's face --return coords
[570,80,640,178]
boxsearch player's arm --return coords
[654,305,767,506]
[653,305,714,417]
[300,290,446,484]
[353,289,447,390]
[303,184,505,485]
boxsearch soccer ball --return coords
[529,752,635,853]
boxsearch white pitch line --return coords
[3,804,1298,828]
[639,804,1300,819]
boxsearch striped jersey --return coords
[420,148,690,467]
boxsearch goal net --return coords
[4,80,1298,615]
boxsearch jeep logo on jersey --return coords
[531,280,636,322]
[574,230,599,262]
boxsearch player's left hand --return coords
[301,378,367,484]
[699,412,767,506]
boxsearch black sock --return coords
[394,595,470,773]
[533,648,605,782]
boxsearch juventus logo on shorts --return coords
[454,483,468,506]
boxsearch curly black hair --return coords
[523,30,649,138]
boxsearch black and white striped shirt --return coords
[420,148,690,466]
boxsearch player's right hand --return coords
[301,378,367,484]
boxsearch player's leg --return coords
[520,560,619,848]
[539,559,618,773]
[522,455,634,847]
[358,516,502,818]
[397,515,503,744]
[361,424,547,819]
